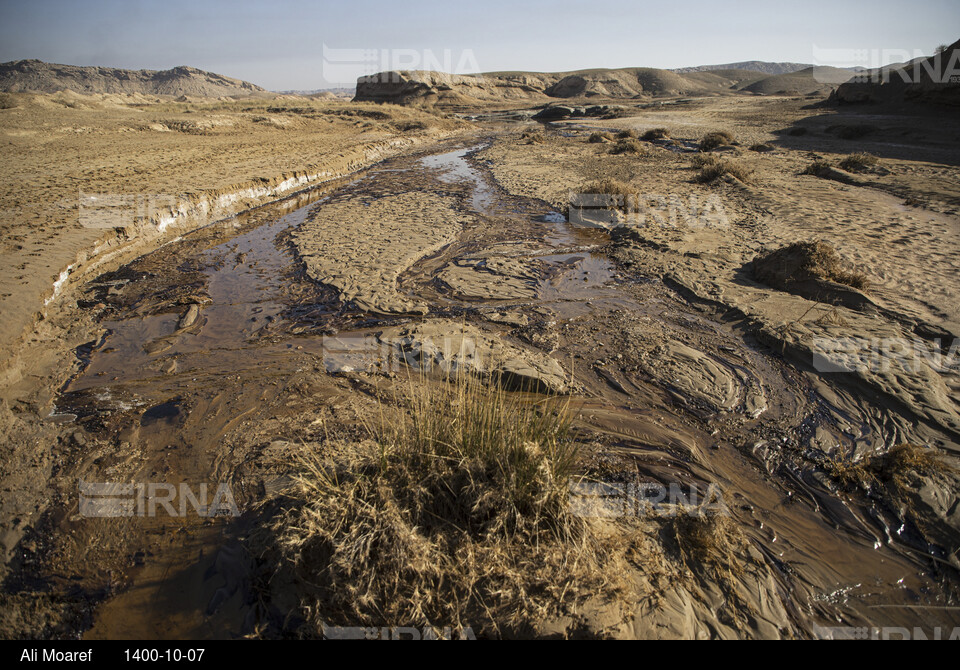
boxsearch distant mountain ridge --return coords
[0,60,265,97]
[354,64,854,105]
[671,61,813,75]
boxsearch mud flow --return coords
[20,139,959,638]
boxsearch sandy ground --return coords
[0,94,467,404]
[2,91,960,639]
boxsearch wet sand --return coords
[2,93,960,639]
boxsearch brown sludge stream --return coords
[27,138,960,638]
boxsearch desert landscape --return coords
[0,4,959,643]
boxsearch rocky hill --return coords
[354,65,854,106]
[831,38,960,107]
[0,60,266,97]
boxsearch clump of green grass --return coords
[839,152,879,172]
[588,130,615,143]
[609,138,646,155]
[616,129,639,139]
[699,130,735,151]
[642,127,670,141]
[274,371,634,636]
[695,158,753,184]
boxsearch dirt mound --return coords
[0,59,266,97]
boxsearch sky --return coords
[0,0,957,90]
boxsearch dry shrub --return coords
[275,372,635,636]
[802,159,833,176]
[749,143,774,153]
[876,443,952,498]
[839,152,879,172]
[753,241,868,290]
[699,130,735,151]
[0,93,16,110]
[589,131,615,143]
[580,178,638,212]
[642,127,670,141]
[695,158,753,184]
[520,129,546,145]
[664,513,758,625]
[609,138,646,155]
[616,129,639,139]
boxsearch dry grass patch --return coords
[274,372,638,636]
[699,130,735,151]
[616,129,639,139]
[589,131,615,143]
[839,152,879,172]
[753,241,868,291]
[642,127,670,141]
[695,158,753,184]
[609,138,646,155]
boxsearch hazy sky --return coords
[0,0,957,90]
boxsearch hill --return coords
[831,38,960,107]
[0,60,266,97]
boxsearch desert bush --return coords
[274,371,636,635]
[690,153,720,168]
[801,159,833,177]
[609,138,646,155]
[616,129,639,139]
[753,241,868,290]
[642,127,670,141]
[699,130,735,151]
[0,94,16,110]
[588,131,615,143]
[695,158,752,184]
[749,143,774,152]
[839,152,879,172]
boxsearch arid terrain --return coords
[1,47,959,639]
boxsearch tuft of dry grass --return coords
[0,93,16,110]
[274,371,636,636]
[616,129,639,139]
[588,131,615,143]
[695,158,753,184]
[642,127,670,141]
[699,130,735,151]
[749,143,774,153]
[839,152,879,172]
[876,443,952,498]
[801,159,833,176]
[520,129,546,145]
[754,241,868,290]
[609,138,646,155]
